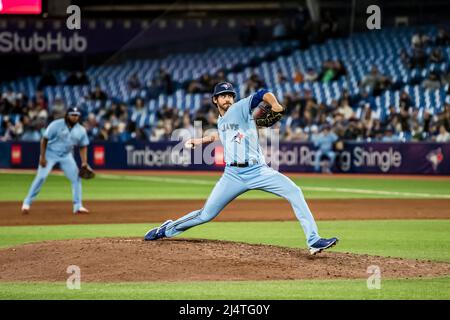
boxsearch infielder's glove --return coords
[79,165,95,179]
[252,102,285,127]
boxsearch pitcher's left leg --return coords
[59,155,83,213]
[248,166,321,247]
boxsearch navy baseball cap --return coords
[212,82,236,98]
[66,107,81,116]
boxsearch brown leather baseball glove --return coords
[79,165,96,179]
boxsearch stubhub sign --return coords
[0,32,88,53]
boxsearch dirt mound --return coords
[0,238,449,282]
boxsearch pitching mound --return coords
[0,238,449,282]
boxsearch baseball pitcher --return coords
[22,107,94,214]
[144,82,338,255]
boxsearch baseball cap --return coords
[66,107,81,116]
[212,82,236,98]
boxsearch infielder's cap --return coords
[66,107,81,116]
[212,82,236,98]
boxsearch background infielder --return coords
[21,107,91,214]
[145,82,338,255]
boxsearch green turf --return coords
[1,172,449,300]
[1,277,449,300]
[1,172,449,201]
[1,220,449,262]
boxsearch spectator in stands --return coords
[312,124,338,173]
[399,90,413,111]
[244,71,266,96]
[435,27,450,46]
[411,30,431,49]
[319,60,336,83]
[179,113,195,139]
[127,73,141,90]
[20,115,41,142]
[304,67,318,82]
[360,66,392,96]
[361,104,376,137]
[146,78,162,100]
[51,96,66,119]
[130,128,148,143]
[435,125,450,142]
[187,74,214,94]
[381,127,401,142]
[429,48,444,64]
[284,126,309,142]
[356,90,376,110]
[400,49,412,69]
[285,108,303,129]
[65,71,90,86]
[333,60,347,80]
[38,71,57,89]
[90,85,108,101]
[32,90,48,112]
[0,117,20,141]
[336,99,355,120]
[292,68,304,84]
[410,46,427,69]
[156,67,174,95]
[277,69,288,84]
[272,19,288,40]
[422,72,441,90]
[1,87,22,112]
[96,122,111,141]
[213,70,227,84]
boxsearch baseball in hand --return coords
[184,140,195,149]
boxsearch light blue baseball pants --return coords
[23,151,83,213]
[164,164,321,246]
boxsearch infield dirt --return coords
[1,238,449,282]
[1,199,449,226]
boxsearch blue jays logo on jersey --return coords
[233,131,245,144]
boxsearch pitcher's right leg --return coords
[22,159,56,211]
[155,170,247,239]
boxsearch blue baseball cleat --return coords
[309,237,339,255]
[144,220,173,241]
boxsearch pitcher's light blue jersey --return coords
[43,118,89,156]
[151,83,331,250]
[217,90,267,165]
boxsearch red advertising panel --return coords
[93,145,105,166]
[0,0,42,15]
[11,145,22,165]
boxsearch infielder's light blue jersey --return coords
[24,118,89,213]
[44,118,89,156]
[217,92,266,165]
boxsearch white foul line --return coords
[96,174,450,199]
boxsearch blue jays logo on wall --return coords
[426,148,444,172]
[233,132,244,144]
